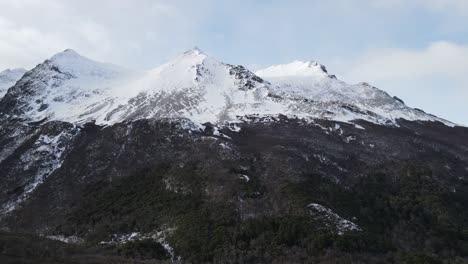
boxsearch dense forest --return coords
[2,163,467,263]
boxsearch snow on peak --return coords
[99,48,272,125]
[2,48,272,126]
[256,60,329,78]
[183,47,205,56]
[0,49,135,124]
[129,47,213,95]
[1,48,454,127]
[50,49,81,60]
[46,49,127,80]
[164,47,209,68]
[256,61,453,126]
[0,68,27,98]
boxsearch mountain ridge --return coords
[0,48,455,128]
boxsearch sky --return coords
[0,0,467,125]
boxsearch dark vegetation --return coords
[0,231,171,264]
[43,163,468,263]
[2,119,468,263]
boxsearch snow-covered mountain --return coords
[0,49,133,124]
[0,68,26,98]
[0,48,453,127]
[256,61,451,126]
[1,48,467,264]
[98,48,276,125]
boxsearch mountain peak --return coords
[1,48,453,127]
[175,47,209,64]
[50,49,81,61]
[42,49,127,80]
[183,47,205,56]
[47,49,89,72]
[63,48,79,55]
[256,60,330,79]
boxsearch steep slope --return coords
[0,68,26,98]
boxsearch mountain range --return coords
[0,49,467,264]
[0,48,452,127]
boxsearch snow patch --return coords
[344,135,356,143]
[99,228,178,260]
[307,203,362,235]
[353,124,366,130]
[219,142,231,150]
[313,154,347,172]
[46,235,83,244]
[238,174,250,182]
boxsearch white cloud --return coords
[0,16,70,69]
[0,0,466,124]
[342,41,468,82]
[0,0,208,69]
[336,41,468,125]
[372,0,468,15]
[423,0,468,13]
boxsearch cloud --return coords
[422,0,468,14]
[0,16,69,69]
[372,0,468,15]
[342,41,468,81]
[0,0,208,69]
[336,41,468,125]
[0,0,466,124]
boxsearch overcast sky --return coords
[0,0,467,125]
